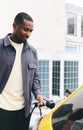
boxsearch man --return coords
[0,12,44,130]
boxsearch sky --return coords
[66,0,83,7]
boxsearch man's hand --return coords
[36,94,44,107]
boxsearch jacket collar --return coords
[4,34,11,47]
[3,34,30,51]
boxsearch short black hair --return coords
[14,12,33,24]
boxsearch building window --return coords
[65,46,77,53]
[52,61,60,96]
[38,60,49,98]
[64,61,78,94]
[67,12,77,36]
[81,16,83,37]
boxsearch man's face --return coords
[13,19,34,43]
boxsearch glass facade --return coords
[38,60,49,98]
[52,61,60,96]
[64,61,78,94]
[67,12,77,35]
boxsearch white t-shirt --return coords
[0,38,25,110]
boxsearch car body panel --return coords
[38,85,83,130]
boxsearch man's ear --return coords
[13,22,17,30]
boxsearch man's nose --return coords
[26,31,31,37]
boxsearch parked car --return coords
[30,85,83,130]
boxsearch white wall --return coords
[0,0,65,53]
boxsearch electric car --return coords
[31,85,83,130]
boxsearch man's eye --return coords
[24,28,28,31]
[24,28,33,32]
[30,30,33,32]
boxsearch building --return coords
[36,3,83,99]
[66,3,83,90]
